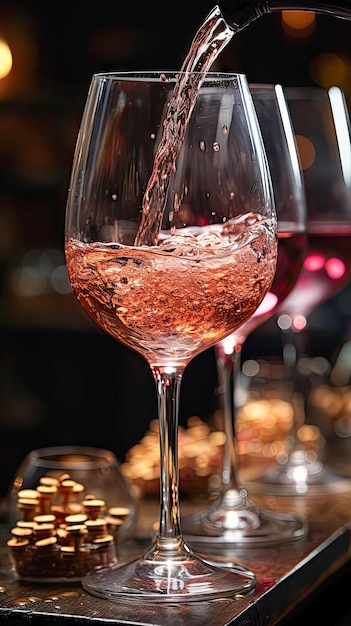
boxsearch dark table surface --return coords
[1,484,351,625]
[277,558,351,625]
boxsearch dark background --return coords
[0,1,351,497]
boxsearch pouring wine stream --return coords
[136,1,351,248]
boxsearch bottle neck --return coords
[218,0,351,32]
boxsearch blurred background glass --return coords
[0,0,351,505]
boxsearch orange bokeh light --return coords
[295,135,316,170]
[310,53,351,93]
[282,11,316,29]
[0,39,12,79]
[281,10,316,38]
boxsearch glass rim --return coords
[23,446,117,470]
[92,70,248,82]
[249,82,276,89]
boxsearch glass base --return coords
[181,488,307,549]
[248,450,351,496]
[82,541,255,603]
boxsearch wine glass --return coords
[181,83,308,549]
[251,85,351,495]
[64,71,277,602]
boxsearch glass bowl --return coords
[7,446,137,582]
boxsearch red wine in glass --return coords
[255,86,351,495]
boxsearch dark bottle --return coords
[218,1,351,32]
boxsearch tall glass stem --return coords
[210,342,254,515]
[281,327,307,454]
[149,366,185,555]
[216,347,241,492]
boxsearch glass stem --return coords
[281,327,307,453]
[215,346,241,492]
[150,366,185,554]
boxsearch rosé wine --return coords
[217,226,306,353]
[66,214,276,368]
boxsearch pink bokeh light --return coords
[325,257,346,280]
[292,314,307,331]
[253,292,278,317]
[304,254,346,281]
[303,254,325,271]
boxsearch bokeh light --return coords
[324,258,346,280]
[310,53,351,93]
[281,10,316,38]
[292,314,307,332]
[294,135,316,170]
[304,254,325,272]
[0,38,12,79]
[253,292,278,317]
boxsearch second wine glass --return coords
[252,85,351,495]
[181,83,308,549]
